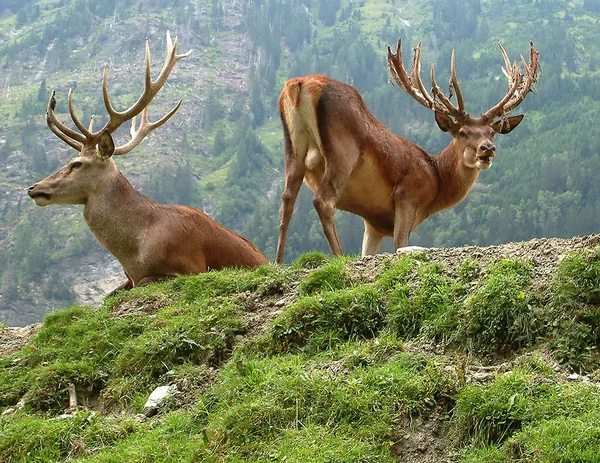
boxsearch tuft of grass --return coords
[299,256,351,295]
[386,261,462,341]
[458,260,542,356]
[552,248,600,305]
[547,249,600,371]
[196,343,454,461]
[291,251,330,270]
[453,359,600,448]
[0,411,141,462]
[269,286,386,353]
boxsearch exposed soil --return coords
[0,324,41,357]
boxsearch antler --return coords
[481,42,539,121]
[387,39,468,120]
[46,31,192,154]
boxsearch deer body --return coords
[28,32,267,294]
[276,42,539,263]
[79,163,266,286]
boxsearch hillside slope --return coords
[1,235,599,462]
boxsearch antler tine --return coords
[430,59,466,119]
[113,99,183,156]
[46,90,85,150]
[97,31,192,137]
[411,44,438,109]
[67,88,94,139]
[388,39,468,119]
[450,50,466,114]
[482,42,539,121]
[387,39,432,109]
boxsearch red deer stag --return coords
[28,32,268,295]
[276,41,539,263]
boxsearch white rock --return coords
[396,246,427,253]
[143,385,177,416]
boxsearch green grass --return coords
[1,247,600,461]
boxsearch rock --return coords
[396,246,427,253]
[143,385,177,416]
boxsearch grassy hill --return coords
[1,235,599,461]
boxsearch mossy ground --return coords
[1,242,599,462]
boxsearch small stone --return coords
[568,373,580,382]
[275,299,286,307]
[396,246,427,253]
[143,385,177,416]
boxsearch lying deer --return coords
[28,32,267,295]
[276,40,539,263]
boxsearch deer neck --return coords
[83,169,154,261]
[429,140,480,214]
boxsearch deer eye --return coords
[458,130,467,138]
[69,161,83,172]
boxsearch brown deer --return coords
[275,40,539,263]
[28,32,268,295]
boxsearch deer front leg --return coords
[137,275,177,286]
[361,220,384,256]
[106,278,133,297]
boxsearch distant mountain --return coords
[1,0,599,325]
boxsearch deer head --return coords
[387,40,539,170]
[28,31,191,206]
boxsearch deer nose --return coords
[479,143,496,155]
[28,184,37,192]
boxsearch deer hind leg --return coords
[276,132,307,264]
[392,194,417,251]
[312,149,358,257]
[361,220,384,256]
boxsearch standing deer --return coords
[28,32,267,295]
[275,40,539,263]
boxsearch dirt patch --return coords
[0,324,41,357]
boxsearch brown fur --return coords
[275,75,525,262]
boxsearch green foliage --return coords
[459,260,542,355]
[291,251,330,270]
[0,411,140,462]
[199,344,453,461]
[387,261,462,340]
[270,286,385,353]
[299,257,351,295]
[454,362,600,449]
[546,249,600,371]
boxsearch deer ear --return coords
[434,111,457,133]
[98,130,115,159]
[492,115,524,134]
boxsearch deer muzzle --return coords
[476,143,496,167]
[28,184,52,206]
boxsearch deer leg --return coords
[361,220,384,256]
[137,275,177,286]
[106,278,133,297]
[392,194,417,251]
[276,160,306,264]
[312,155,356,257]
